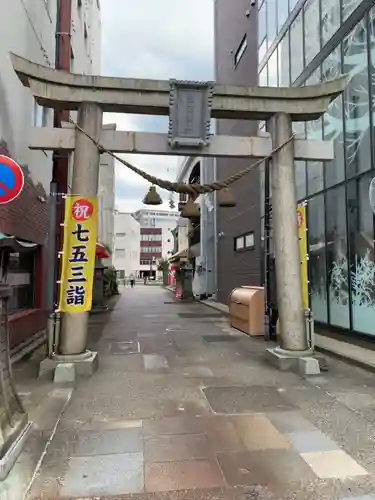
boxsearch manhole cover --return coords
[203,386,295,413]
[203,335,240,343]
[109,341,140,355]
[178,313,222,318]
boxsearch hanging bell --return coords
[218,187,236,208]
[181,198,200,218]
[143,185,163,205]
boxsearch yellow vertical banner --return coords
[58,195,98,313]
[297,203,309,310]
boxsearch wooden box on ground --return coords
[229,286,265,336]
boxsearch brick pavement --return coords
[26,286,375,499]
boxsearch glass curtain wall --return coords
[258,0,375,337]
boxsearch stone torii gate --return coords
[10,53,348,377]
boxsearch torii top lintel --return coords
[10,53,349,122]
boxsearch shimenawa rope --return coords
[69,118,295,195]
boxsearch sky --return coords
[101,0,215,213]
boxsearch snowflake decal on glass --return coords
[329,255,349,305]
[351,249,375,307]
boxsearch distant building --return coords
[133,209,179,275]
[113,212,140,280]
[139,228,162,279]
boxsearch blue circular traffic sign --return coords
[0,155,24,204]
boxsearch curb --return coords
[197,298,375,374]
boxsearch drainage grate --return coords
[109,341,140,355]
[178,313,223,318]
[203,335,241,343]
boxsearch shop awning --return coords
[0,233,38,252]
[96,242,111,259]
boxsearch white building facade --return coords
[175,156,217,299]
[70,0,101,75]
[0,0,58,192]
[133,208,179,259]
[0,0,101,350]
[98,126,116,262]
[113,212,141,279]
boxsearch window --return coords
[235,232,255,251]
[343,18,371,179]
[259,66,268,86]
[326,186,350,328]
[268,50,278,87]
[116,232,126,237]
[235,236,245,250]
[234,35,247,66]
[277,0,289,32]
[304,0,320,66]
[347,173,375,335]
[278,32,290,86]
[141,234,162,242]
[259,38,267,63]
[8,252,35,313]
[245,232,255,248]
[322,48,345,188]
[115,249,125,258]
[140,260,152,265]
[306,116,323,195]
[321,0,340,46]
[290,12,303,83]
[33,100,48,127]
[295,161,307,201]
[258,1,266,46]
[308,194,328,323]
[342,0,361,21]
[267,0,277,47]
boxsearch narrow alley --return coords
[27,286,375,499]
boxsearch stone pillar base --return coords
[39,350,98,381]
[266,347,320,375]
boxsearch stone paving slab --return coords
[203,385,296,413]
[25,287,375,499]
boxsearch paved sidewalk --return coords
[27,286,375,499]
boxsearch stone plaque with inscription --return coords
[168,79,214,149]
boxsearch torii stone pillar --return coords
[9,52,348,378]
[58,103,103,356]
[266,113,314,370]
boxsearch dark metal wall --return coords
[214,0,261,304]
